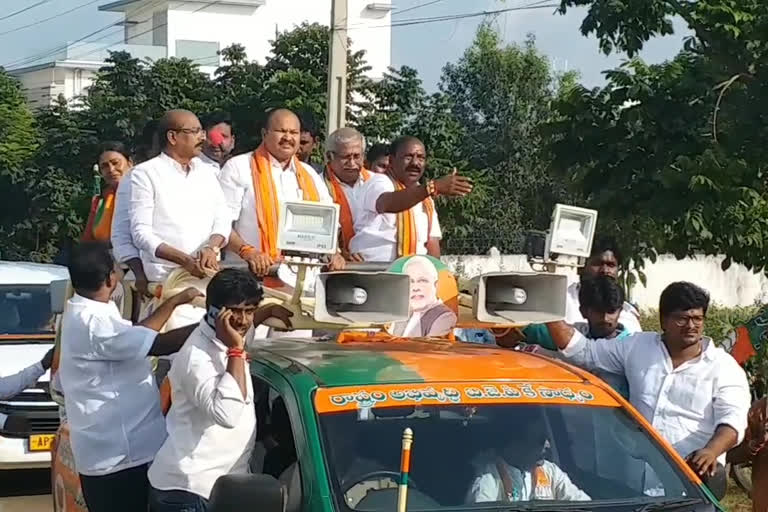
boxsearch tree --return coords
[550,0,768,275]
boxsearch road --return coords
[0,469,52,512]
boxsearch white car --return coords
[0,261,68,469]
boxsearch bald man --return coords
[129,109,231,283]
[324,127,372,259]
[219,108,344,278]
[349,136,472,262]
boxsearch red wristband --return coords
[227,348,246,359]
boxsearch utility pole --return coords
[326,0,348,137]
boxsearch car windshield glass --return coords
[318,403,704,512]
[0,285,55,335]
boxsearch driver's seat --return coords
[278,462,302,512]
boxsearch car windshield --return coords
[317,401,705,512]
[0,285,55,335]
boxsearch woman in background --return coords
[81,141,134,242]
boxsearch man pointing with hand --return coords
[349,136,472,261]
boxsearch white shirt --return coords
[561,331,751,464]
[129,153,232,282]
[219,152,332,253]
[58,294,163,476]
[148,321,256,500]
[349,174,442,262]
[0,361,45,400]
[111,177,139,263]
[566,282,642,333]
[468,456,590,502]
[198,153,222,178]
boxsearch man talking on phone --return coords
[148,268,292,512]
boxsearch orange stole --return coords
[390,177,434,257]
[326,166,371,252]
[249,144,320,259]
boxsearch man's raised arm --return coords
[545,320,629,375]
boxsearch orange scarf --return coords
[82,190,115,242]
[326,165,371,253]
[389,175,434,257]
[249,144,320,259]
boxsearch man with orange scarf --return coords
[349,136,473,262]
[219,108,345,277]
[324,127,370,260]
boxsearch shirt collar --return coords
[198,319,228,352]
[70,293,114,309]
[159,151,199,175]
[198,153,221,169]
[269,153,297,173]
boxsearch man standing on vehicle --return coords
[148,268,292,511]
[324,127,372,259]
[59,242,202,512]
[218,108,345,277]
[545,281,751,479]
[129,109,231,284]
[349,136,472,262]
[565,237,642,332]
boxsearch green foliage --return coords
[551,0,768,274]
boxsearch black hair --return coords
[202,111,233,132]
[206,268,264,310]
[366,143,389,163]
[578,275,625,313]
[67,242,115,293]
[298,111,318,137]
[140,119,158,144]
[590,236,623,267]
[659,282,710,318]
[97,141,132,162]
[389,135,424,157]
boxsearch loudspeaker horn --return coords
[315,272,410,324]
[471,272,568,324]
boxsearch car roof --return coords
[251,338,592,388]
[0,261,69,285]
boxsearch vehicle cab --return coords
[206,337,725,512]
[0,261,67,469]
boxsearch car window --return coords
[317,403,704,512]
[0,285,55,335]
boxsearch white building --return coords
[10,0,393,108]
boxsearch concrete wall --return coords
[443,252,768,310]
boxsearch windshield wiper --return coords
[632,497,706,511]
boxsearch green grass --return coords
[722,479,751,511]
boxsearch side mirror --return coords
[50,279,72,314]
[208,473,284,512]
[701,463,727,501]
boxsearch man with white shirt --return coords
[219,108,344,277]
[565,237,641,332]
[324,127,372,259]
[148,268,292,512]
[59,242,202,512]
[129,109,231,283]
[200,111,235,176]
[545,281,751,478]
[349,136,472,262]
[111,175,151,299]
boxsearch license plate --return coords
[28,434,55,452]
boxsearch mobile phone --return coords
[205,305,221,329]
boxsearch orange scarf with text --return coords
[249,144,320,259]
[326,165,372,253]
[389,174,434,257]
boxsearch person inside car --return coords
[467,416,590,502]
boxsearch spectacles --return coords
[671,315,705,327]
[170,127,204,135]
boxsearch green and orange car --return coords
[53,334,725,512]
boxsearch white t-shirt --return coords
[349,174,442,262]
[59,294,163,476]
[148,321,256,500]
[565,282,642,333]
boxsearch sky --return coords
[0,0,691,89]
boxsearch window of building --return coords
[175,40,220,67]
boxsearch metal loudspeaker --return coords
[315,272,410,324]
[472,272,568,324]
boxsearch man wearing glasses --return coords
[544,282,751,481]
[129,109,231,283]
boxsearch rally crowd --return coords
[1,106,766,511]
